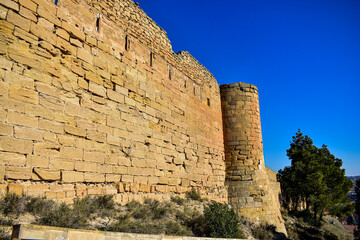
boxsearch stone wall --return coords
[0,0,226,203]
[0,0,286,233]
[220,83,286,233]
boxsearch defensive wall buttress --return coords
[0,0,285,233]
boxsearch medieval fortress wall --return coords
[0,0,285,232]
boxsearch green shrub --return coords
[89,195,116,218]
[148,199,171,219]
[184,211,208,237]
[204,201,243,238]
[36,202,89,229]
[0,217,13,227]
[73,195,116,218]
[26,196,55,216]
[0,193,27,217]
[0,228,10,240]
[186,188,201,201]
[165,220,193,236]
[171,195,185,205]
[252,224,277,240]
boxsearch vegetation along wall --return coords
[0,0,285,233]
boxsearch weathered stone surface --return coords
[0,136,33,154]
[221,83,286,234]
[34,168,61,181]
[0,0,284,232]
[62,171,84,183]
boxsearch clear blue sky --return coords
[137,0,360,176]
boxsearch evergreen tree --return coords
[356,179,360,217]
[355,179,360,240]
[279,130,352,224]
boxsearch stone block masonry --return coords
[0,0,285,233]
[0,0,226,203]
[221,83,286,233]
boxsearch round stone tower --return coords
[220,82,286,234]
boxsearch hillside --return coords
[348,176,359,201]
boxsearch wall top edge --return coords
[220,82,258,90]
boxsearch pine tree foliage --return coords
[355,179,360,240]
[279,130,352,224]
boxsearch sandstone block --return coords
[77,48,93,64]
[56,36,76,55]
[39,119,63,133]
[0,56,12,70]
[107,89,124,103]
[65,102,88,119]
[43,131,56,142]
[0,6,7,20]
[0,151,26,165]
[4,70,34,90]
[89,82,106,97]
[60,147,83,160]
[56,28,69,40]
[106,135,121,146]
[19,6,36,22]
[37,6,61,26]
[30,21,56,45]
[84,71,102,85]
[130,183,139,193]
[121,175,133,183]
[70,37,82,47]
[5,166,32,179]
[37,17,54,32]
[34,142,60,157]
[158,177,168,185]
[8,111,38,128]
[19,0,37,12]
[0,123,13,136]
[53,112,75,125]
[14,126,43,141]
[87,187,102,195]
[84,172,105,183]
[34,168,60,181]
[14,26,38,44]
[84,150,106,164]
[75,161,97,172]
[8,85,39,104]
[71,64,84,76]
[6,10,30,31]
[112,165,127,174]
[27,155,49,168]
[49,157,74,171]
[62,171,84,183]
[1,0,19,11]
[62,21,85,41]
[86,130,106,143]
[85,35,96,46]
[23,68,52,84]
[36,82,59,97]
[64,125,86,137]
[139,183,151,192]
[0,136,33,154]
[105,174,120,182]
[7,183,24,195]
[156,185,167,193]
